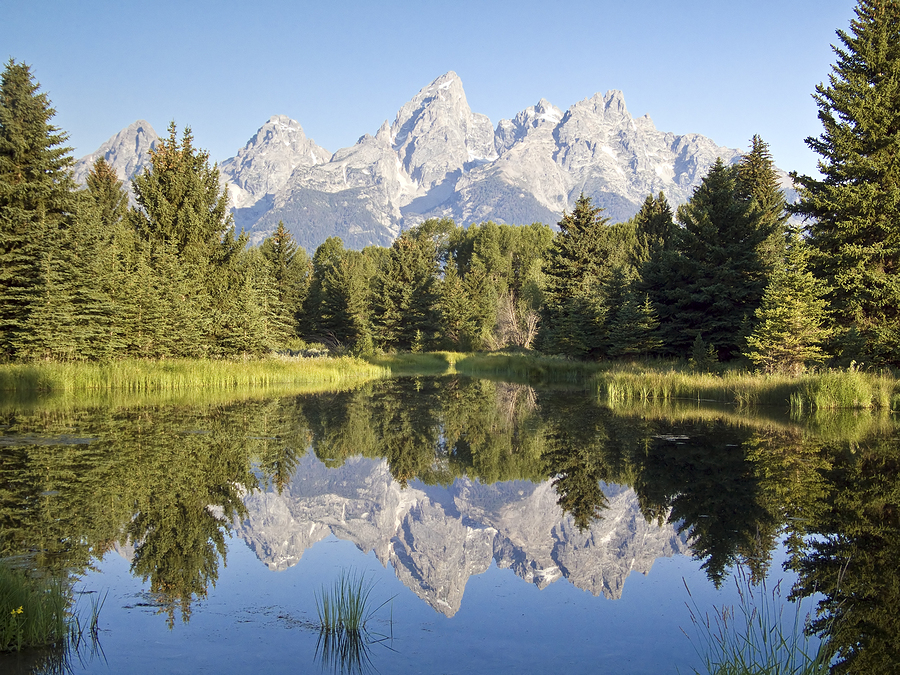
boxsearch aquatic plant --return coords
[683,567,833,675]
[313,569,393,675]
[0,561,68,652]
[315,569,384,634]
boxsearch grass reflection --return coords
[313,569,394,675]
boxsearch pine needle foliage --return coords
[792,0,900,366]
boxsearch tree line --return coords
[1,0,898,369]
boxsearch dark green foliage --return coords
[303,237,375,353]
[745,228,833,374]
[649,158,772,360]
[373,223,441,351]
[605,292,663,359]
[0,60,77,359]
[737,135,789,277]
[85,157,128,230]
[130,122,231,260]
[792,0,900,366]
[540,194,611,357]
[259,220,310,342]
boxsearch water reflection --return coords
[0,376,898,672]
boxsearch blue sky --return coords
[3,0,856,177]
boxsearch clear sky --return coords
[3,0,857,177]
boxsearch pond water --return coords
[0,376,898,673]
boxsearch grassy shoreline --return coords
[0,352,897,411]
[0,356,389,393]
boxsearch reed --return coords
[0,562,68,652]
[595,362,899,411]
[0,356,389,394]
[315,569,381,634]
[684,567,833,675]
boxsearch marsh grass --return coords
[315,569,390,634]
[0,562,68,652]
[313,570,394,675]
[0,356,388,394]
[454,352,601,385]
[684,567,833,675]
[598,363,899,411]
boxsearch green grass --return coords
[596,362,899,411]
[684,567,833,675]
[313,569,393,675]
[0,561,68,652]
[0,355,389,394]
[1,352,896,411]
[315,569,383,634]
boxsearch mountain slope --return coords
[73,72,757,252]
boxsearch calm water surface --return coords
[1,376,897,673]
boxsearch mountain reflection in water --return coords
[0,375,898,672]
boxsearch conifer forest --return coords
[1,0,899,375]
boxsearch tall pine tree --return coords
[792,0,900,366]
[540,194,610,358]
[0,60,77,359]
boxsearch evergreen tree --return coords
[606,292,663,359]
[632,191,676,269]
[744,229,833,374]
[792,0,900,366]
[373,225,440,351]
[540,194,611,358]
[128,122,242,355]
[130,122,231,261]
[0,60,77,359]
[438,253,477,350]
[652,159,768,360]
[259,221,310,343]
[85,157,128,231]
[736,135,789,277]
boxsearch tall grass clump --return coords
[683,567,833,675]
[314,569,393,675]
[0,356,389,394]
[315,569,384,634]
[793,365,897,411]
[0,561,68,652]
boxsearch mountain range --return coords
[73,71,782,253]
[232,453,689,617]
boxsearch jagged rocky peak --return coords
[389,71,495,190]
[220,115,330,210]
[494,98,564,155]
[71,119,159,187]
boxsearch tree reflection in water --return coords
[0,377,897,670]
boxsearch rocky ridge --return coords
[233,453,689,617]
[73,72,769,252]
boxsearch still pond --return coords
[1,375,897,673]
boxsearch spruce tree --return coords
[632,192,676,269]
[736,135,789,278]
[130,122,231,260]
[744,229,833,374]
[85,157,128,231]
[0,60,77,359]
[373,227,440,351]
[540,194,610,358]
[260,221,310,343]
[652,159,768,360]
[792,0,900,366]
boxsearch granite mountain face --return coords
[73,71,754,252]
[233,453,689,617]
